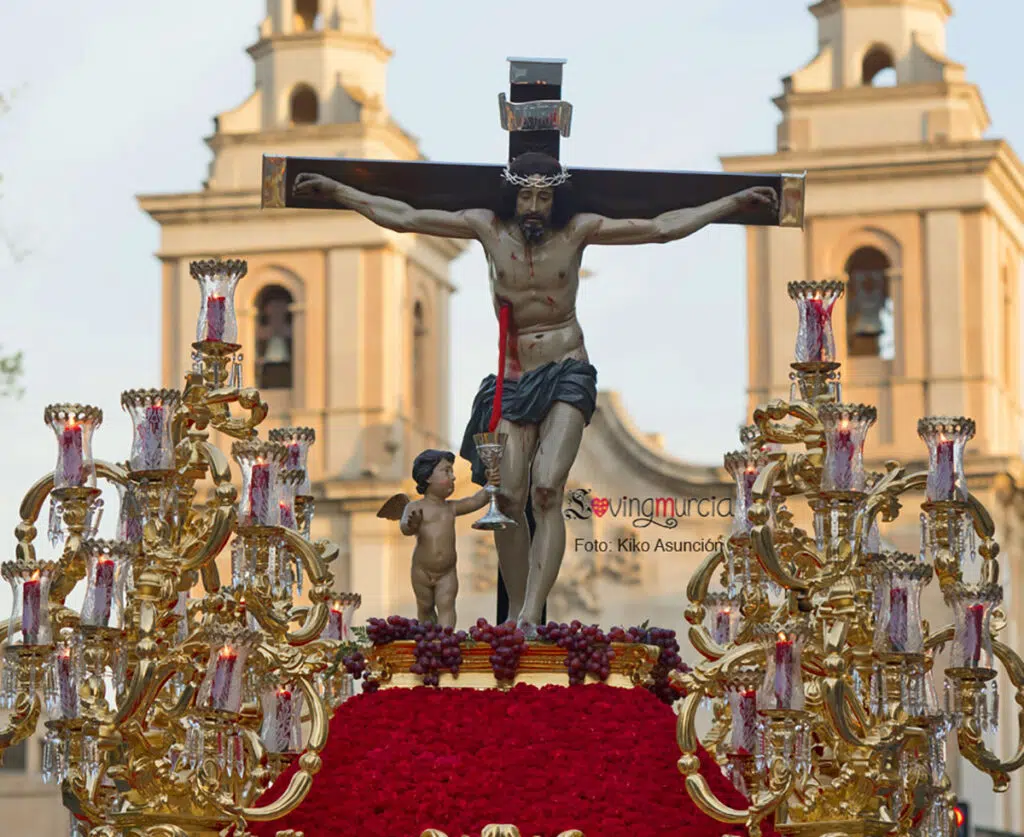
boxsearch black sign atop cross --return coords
[261,58,805,229]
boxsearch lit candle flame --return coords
[218,644,236,659]
[777,631,788,643]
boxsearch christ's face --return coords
[427,459,456,498]
[515,186,554,242]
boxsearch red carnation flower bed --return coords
[248,683,771,837]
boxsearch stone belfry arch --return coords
[137,0,467,616]
[723,1,1024,829]
[725,0,1024,462]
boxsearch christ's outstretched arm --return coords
[576,186,777,246]
[293,172,493,238]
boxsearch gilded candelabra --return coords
[676,281,1021,837]
[0,260,361,837]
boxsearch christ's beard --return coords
[519,216,547,243]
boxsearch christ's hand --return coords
[733,186,777,212]
[294,172,341,201]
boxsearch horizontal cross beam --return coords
[261,155,805,228]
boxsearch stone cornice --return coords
[590,391,730,492]
[246,30,393,63]
[204,120,421,162]
[136,190,468,264]
[809,0,952,19]
[721,139,1024,233]
[772,81,990,131]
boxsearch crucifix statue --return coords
[261,58,805,635]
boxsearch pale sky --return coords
[0,1,1020,615]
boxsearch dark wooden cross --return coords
[260,59,805,228]
[260,58,805,626]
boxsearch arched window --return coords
[412,301,427,422]
[845,247,895,360]
[289,84,319,125]
[255,285,294,390]
[294,0,321,32]
[862,45,897,87]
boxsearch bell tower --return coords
[723,2,1024,830]
[138,0,467,616]
[722,0,1024,463]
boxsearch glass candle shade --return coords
[788,281,844,363]
[121,389,181,473]
[946,583,1001,671]
[869,552,931,655]
[197,631,258,713]
[2,562,57,646]
[44,638,82,720]
[80,540,131,630]
[45,404,102,491]
[192,259,246,345]
[706,593,738,646]
[259,683,304,754]
[727,674,762,754]
[818,404,877,493]
[268,427,316,496]
[724,450,765,536]
[231,441,289,528]
[321,593,362,641]
[758,628,806,712]
[917,417,975,503]
[278,469,304,531]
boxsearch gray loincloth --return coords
[459,358,598,486]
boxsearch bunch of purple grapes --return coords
[469,618,527,682]
[366,615,417,645]
[409,623,467,687]
[537,620,614,686]
[341,650,368,680]
[609,624,691,705]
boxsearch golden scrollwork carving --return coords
[0,261,353,837]
[678,281,1023,837]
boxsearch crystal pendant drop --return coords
[48,498,65,547]
[229,353,243,389]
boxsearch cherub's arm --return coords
[575,186,777,246]
[399,502,423,536]
[293,173,494,239]
[449,488,492,517]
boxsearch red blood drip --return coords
[489,303,512,432]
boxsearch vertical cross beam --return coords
[495,57,569,625]
[501,57,571,163]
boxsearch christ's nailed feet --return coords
[517,619,539,641]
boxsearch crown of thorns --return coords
[500,166,571,188]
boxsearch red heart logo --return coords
[591,497,609,517]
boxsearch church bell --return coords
[850,305,884,338]
[261,335,291,364]
[849,271,887,338]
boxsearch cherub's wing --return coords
[377,493,411,521]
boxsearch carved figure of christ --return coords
[292,155,776,632]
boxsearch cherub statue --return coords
[377,449,495,627]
